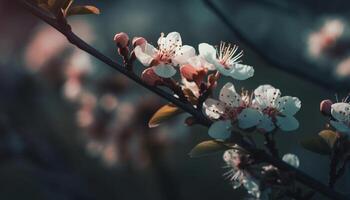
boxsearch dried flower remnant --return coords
[134,32,195,78]
[223,149,261,199]
[199,42,254,80]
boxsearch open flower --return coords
[198,42,254,80]
[223,149,261,199]
[329,102,350,134]
[203,83,262,139]
[134,32,195,78]
[253,85,301,132]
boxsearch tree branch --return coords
[17,0,348,199]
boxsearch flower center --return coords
[217,42,243,68]
[157,33,182,64]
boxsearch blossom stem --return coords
[264,132,279,158]
[17,1,348,199]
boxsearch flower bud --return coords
[132,37,147,47]
[141,68,163,86]
[114,32,129,48]
[320,99,333,116]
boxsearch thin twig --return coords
[17,1,348,199]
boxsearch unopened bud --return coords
[320,99,333,116]
[132,37,147,47]
[141,68,163,86]
[114,32,129,48]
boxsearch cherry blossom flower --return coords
[198,42,254,80]
[329,102,350,134]
[253,85,301,132]
[223,149,261,199]
[203,83,262,139]
[134,32,195,78]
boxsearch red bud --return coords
[114,32,129,48]
[320,99,333,116]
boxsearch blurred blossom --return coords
[308,19,345,58]
[336,57,350,78]
[99,93,119,112]
[25,19,95,72]
[63,78,83,102]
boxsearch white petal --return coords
[208,120,232,140]
[219,82,242,107]
[203,98,225,119]
[158,32,182,52]
[257,114,275,132]
[237,108,262,129]
[223,63,254,80]
[187,56,215,70]
[331,102,350,122]
[282,153,300,168]
[330,120,350,133]
[276,116,299,131]
[173,45,196,65]
[134,43,157,66]
[153,64,176,78]
[165,32,182,46]
[276,96,301,116]
[254,85,280,109]
[199,43,217,62]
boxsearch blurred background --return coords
[0,0,350,199]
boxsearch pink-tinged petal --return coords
[203,98,225,119]
[153,64,176,78]
[219,82,242,107]
[141,68,163,86]
[134,43,158,66]
[180,64,207,86]
[208,120,232,140]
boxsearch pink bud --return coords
[132,37,147,47]
[114,32,129,48]
[180,64,207,86]
[320,99,333,116]
[141,68,163,86]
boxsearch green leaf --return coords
[189,140,229,158]
[300,135,331,155]
[67,5,100,16]
[148,104,183,128]
[318,130,338,148]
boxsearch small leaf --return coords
[148,104,183,128]
[318,130,338,148]
[300,135,331,155]
[189,140,229,158]
[67,5,100,16]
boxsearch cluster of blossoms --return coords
[118,31,301,140]
[115,31,303,199]
[204,84,301,140]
